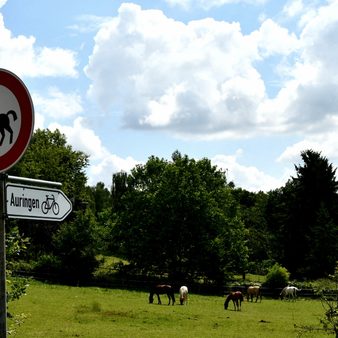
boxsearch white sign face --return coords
[6,183,72,221]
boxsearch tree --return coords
[87,182,111,215]
[8,129,89,206]
[52,209,99,281]
[7,129,94,278]
[232,188,271,274]
[112,151,248,284]
[267,150,338,278]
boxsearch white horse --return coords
[179,286,188,305]
[280,286,301,300]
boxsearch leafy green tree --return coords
[87,182,111,215]
[5,129,100,282]
[112,151,248,284]
[52,209,99,281]
[267,150,338,278]
[9,129,88,205]
[232,189,271,274]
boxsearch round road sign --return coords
[0,69,34,172]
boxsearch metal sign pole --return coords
[0,174,7,337]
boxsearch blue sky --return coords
[1,0,338,191]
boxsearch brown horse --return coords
[247,285,262,302]
[224,291,243,311]
[149,284,175,305]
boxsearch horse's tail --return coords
[7,110,17,121]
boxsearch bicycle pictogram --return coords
[41,194,60,215]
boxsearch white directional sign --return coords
[6,183,72,221]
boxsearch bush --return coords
[264,263,290,288]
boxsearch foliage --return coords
[6,226,29,305]
[52,209,100,281]
[7,129,90,260]
[264,263,290,288]
[266,150,338,278]
[112,151,248,284]
[5,129,101,282]
[8,129,89,202]
[231,189,271,274]
[318,269,338,337]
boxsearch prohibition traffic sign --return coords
[0,69,34,172]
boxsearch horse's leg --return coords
[157,293,161,304]
[167,293,170,305]
[0,130,4,146]
[6,127,13,144]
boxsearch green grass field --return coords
[8,280,330,338]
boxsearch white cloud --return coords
[283,0,304,18]
[0,14,77,78]
[48,117,140,187]
[85,3,270,138]
[211,150,286,191]
[0,0,7,9]
[277,132,338,166]
[33,88,83,120]
[68,14,111,34]
[84,2,338,142]
[88,154,140,187]
[250,19,299,57]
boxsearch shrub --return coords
[264,263,290,288]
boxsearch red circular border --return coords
[0,69,34,172]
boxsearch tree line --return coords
[6,129,338,289]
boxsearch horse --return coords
[149,284,175,305]
[247,285,262,302]
[0,110,17,146]
[224,291,243,311]
[280,286,301,300]
[179,286,188,305]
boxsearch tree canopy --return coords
[111,151,248,284]
[6,130,338,285]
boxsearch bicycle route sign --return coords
[0,69,34,172]
[6,183,72,221]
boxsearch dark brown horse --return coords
[149,284,175,305]
[224,291,243,311]
[247,285,262,302]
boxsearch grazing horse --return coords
[224,291,243,311]
[0,110,17,146]
[247,285,262,302]
[179,286,188,305]
[149,284,175,305]
[280,286,301,300]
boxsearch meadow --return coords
[8,280,329,338]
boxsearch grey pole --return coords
[0,174,7,337]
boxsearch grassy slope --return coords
[8,280,328,338]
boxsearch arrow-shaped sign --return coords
[6,183,72,221]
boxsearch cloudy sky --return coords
[1,0,338,191]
